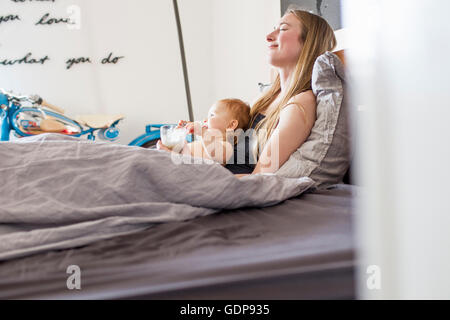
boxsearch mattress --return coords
[0,184,357,300]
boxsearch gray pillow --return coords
[275,51,351,189]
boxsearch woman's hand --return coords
[156,140,172,152]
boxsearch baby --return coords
[160,99,250,165]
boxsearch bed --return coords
[0,49,353,300]
[0,184,356,300]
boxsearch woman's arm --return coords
[253,91,317,174]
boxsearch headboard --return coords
[334,49,346,67]
[333,49,353,185]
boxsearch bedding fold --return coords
[0,134,314,261]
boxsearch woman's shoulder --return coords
[287,90,316,109]
[280,91,317,126]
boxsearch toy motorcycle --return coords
[0,88,124,142]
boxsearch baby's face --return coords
[206,103,234,132]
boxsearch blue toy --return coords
[1,88,191,148]
[128,124,166,148]
[1,88,123,143]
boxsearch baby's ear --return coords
[228,119,239,130]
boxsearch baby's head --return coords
[207,99,250,132]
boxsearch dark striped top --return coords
[224,113,266,174]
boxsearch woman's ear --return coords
[227,119,239,131]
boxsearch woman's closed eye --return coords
[278,22,289,31]
[273,26,287,32]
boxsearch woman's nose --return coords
[266,30,277,43]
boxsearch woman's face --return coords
[266,13,304,68]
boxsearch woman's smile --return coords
[266,13,303,68]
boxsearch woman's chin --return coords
[267,56,282,68]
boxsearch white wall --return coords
[211,0,281,105]
[180,0,281,121]
[1,0,281,142]
[0,0,189,145]
[178,0,214,121]
[345,0,450,299]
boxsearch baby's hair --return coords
[218,98,251,130]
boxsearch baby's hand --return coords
[176,120,189,129]
[185,121,207,135]
[184,122,195,134]
[156,140,168,151]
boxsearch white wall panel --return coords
[345,0,450,299]
[0,0,189,144]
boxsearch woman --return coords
[160,9,337,177]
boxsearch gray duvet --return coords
[0,134,314,261]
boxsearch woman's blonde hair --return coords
[250,10,336,155]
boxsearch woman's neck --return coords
[278,65,295,93]
[261,65,295,116]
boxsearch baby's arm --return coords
[201,138,234,165]
[182,137,233,165]
[182,140,209,159]
[179,122,234,164]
